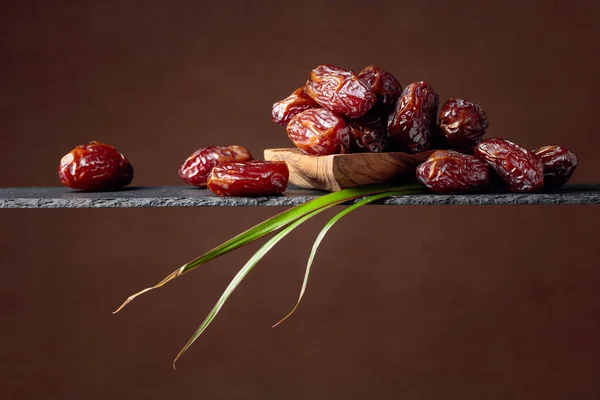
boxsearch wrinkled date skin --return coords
[351,100,394,126]
[357,65,402,107]
[271,86,319,126]
[346,101,391,153]
[387,81,439,153]
[474,138,544,192]
[533,145,577,189]
[178,145,253,187]
[348,121,387,153]
[207,161,289,197]
[416,150,490,193]
[58,141,133,191]
[305,64,376,118]
[439,98,488,149]
[286,108,351,155]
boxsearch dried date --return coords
[305,64,376,118]
[286,108,351,155]
[416,150,490,193]
[533,145,577,189]
[271,86,319,126]
[474,138,544,192]
[178,145,253,187]
[58,141,133,191]
[352,100,393,126]
[207,161,289,197]
[346,100,392,153]
[387,81,439,153]
[357,65,402,107]
[439,98,488,149]
[347,121,387,153]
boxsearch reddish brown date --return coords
[387,81,439,153]
[357,65,402,107]
[439,98,488,149]
[58,141,133,191]
[286,108,351,155]
[305,64,376,118]
[416,150,490,193]
[207,161,289,197]
[348,121,387,153]
[533,145,577,189]
[271,86,319,126]
[178,145,253,187]
[346,100,392,153]
[179,146,253,188]
[351,100,393,126]
[474,138,544,192]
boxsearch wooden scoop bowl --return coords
[264,148,434,192]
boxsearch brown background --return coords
[1,0,600,399]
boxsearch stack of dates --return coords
[178,145,289,196]
[272,64,577,193]
[58,64,577,196]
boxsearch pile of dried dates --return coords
[272,64,577,193]
[57,64,577,196]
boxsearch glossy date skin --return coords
[439,98,488,149]
[357,65,402,107]
[271,86,319,126]
[305,64,376,118]
[346,100,392,153]
[286,108,351,155]
[533,145,577,189]
[387,81,439,153]
[207,161,289,197]
[347,121,387,153]
[58,141,133,191]
[416,150,490,193]
[178,145,253,187]
[474,138,544,192]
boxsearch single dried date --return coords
[357,65,402,107]
[178,145,253,187]
[351,100,393,127]
[58,141,133,191]
[286,108,351,155]
[533,145,577,189]
[305,64,376,118]
[387,81,439,153]
[347,121,387,153]
[439,98,488,149]
[346,101,392,153]
[416,150,490,193]
[271,86,319,126]
[474,138,544,192]
[207,161,289,197]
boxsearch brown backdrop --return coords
[1,1,600,399]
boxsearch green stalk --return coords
[173,187,423,366]
[114,183,422,313]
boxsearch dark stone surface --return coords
[0,185,599,208]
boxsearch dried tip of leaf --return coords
[113,268,185,313]
[271,303,301,328]
[173,336,195,369]
[113,287,155,313]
